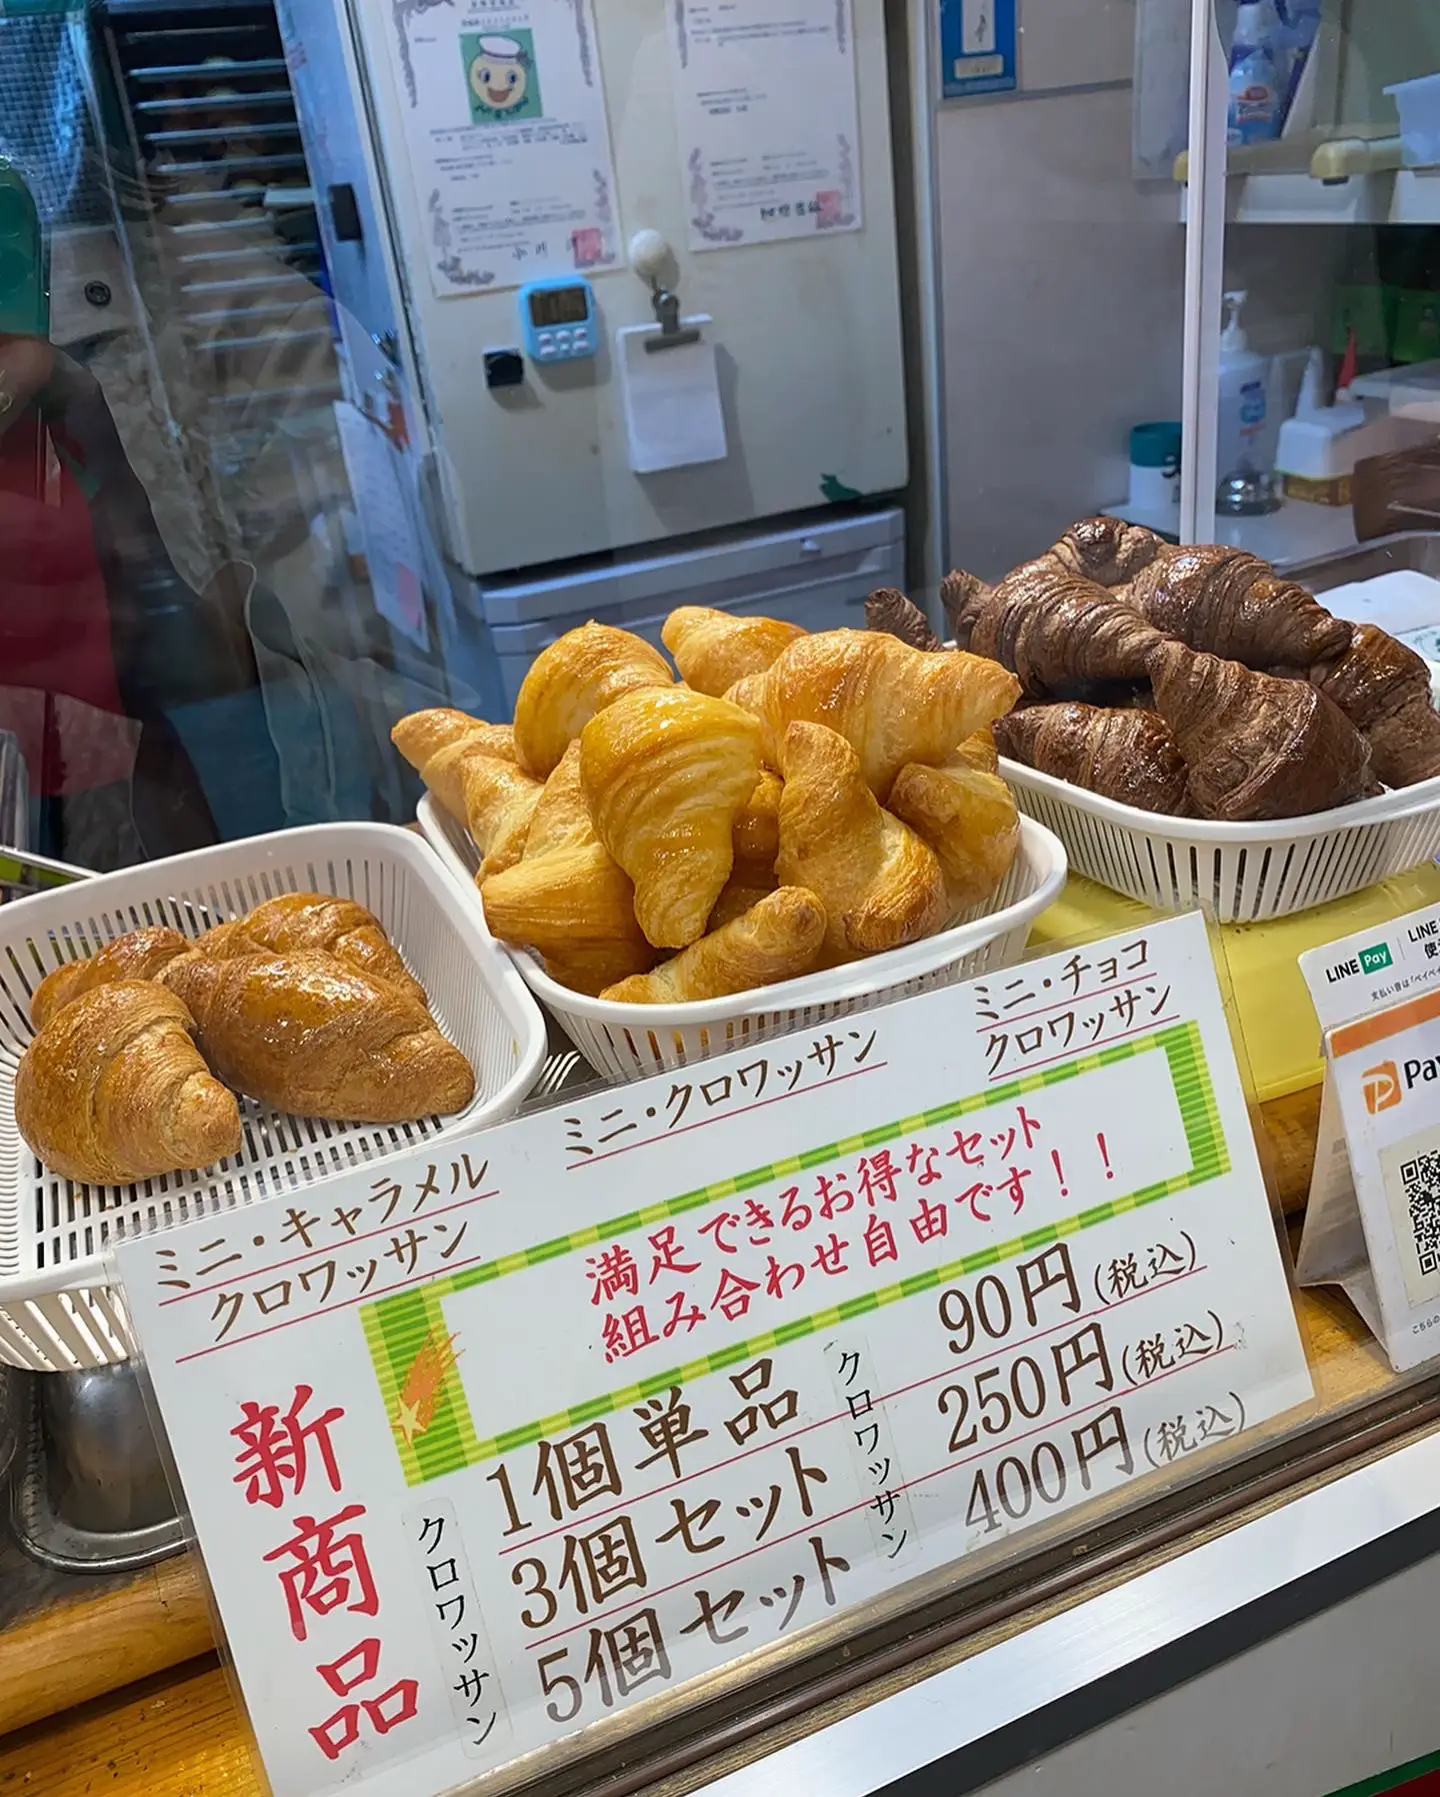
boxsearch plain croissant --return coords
[31,926,192,1029]
[888,731,1021,912]
[1149,641,1374,820]
[1309,623,1440,788]
[580,686,763,949]
[200,892,429,1009]
[16,982,242,1186]
[732,769,782,876]
[391,709,540,876]
[521,740,597,860]
[601,888,828,1003]
[728,629,1020,799]
[662,606,806,697]
[949,558,1167,699]
[1124,547,1351,668]
[777,721,948,961]
[162,950,474,1122]
[512,622,673,778]
[993,703,1191,815]
[482,841,657,994]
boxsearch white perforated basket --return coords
[417,796,1067,1083]
[0,823,546,1371]
[1000,759,1440,923]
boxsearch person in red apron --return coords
[0,329,223,867]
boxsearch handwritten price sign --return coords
[116,911,1311,1797]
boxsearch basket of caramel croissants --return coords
[0,823,545,1370]
[923,516,1440,923]
[395,609,1067,1082]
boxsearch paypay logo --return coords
[1364,1061,1403,1115]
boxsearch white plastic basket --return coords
[417,796,1067,1083]
[1000,759,1440,923]
[0,823,546,1372]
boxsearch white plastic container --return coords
[999,759,1440,924]
[0,823,547,1372]
[418,796,1068,1082]
[1386,72,1440,170]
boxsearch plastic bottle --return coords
[1216,291,1280,515]
[1227,0,1284,147]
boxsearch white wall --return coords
[935,2,1186,580]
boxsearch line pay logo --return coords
[1359,942,1394,976]
[1364,1061,1403,1115]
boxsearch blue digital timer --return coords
[518,277,598,364]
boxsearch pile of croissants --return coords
[917,517,1440,821]
[393,608,1026,1004]
[14,894,476,1188]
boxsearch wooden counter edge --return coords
[0,1548,213,1738]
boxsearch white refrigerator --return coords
[276,0,910,715]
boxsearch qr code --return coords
[1400,1150,1440,1275]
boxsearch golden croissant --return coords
[16,982,242,1186]
[732,769,782,876]
[481,842,657,995]
[199,892,429,1009]
[728,629,1020,798]
[662,606,806,697]
[709,874,780,932]
[602,888,828,1003]
[392,709,539,876]
[31,926,192,1029]
[522,741,596,860]
[888,734,1021,913]
[163,950,475,1122]
[777,721,948,962]
[580,686,763,949]
[512,622,673,778]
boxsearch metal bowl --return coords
[40,1364,175,1535]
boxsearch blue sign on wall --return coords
[939,0,1018,99]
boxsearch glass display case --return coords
[3,4,1440,1797]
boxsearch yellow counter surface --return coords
[1030,866,1440,1104]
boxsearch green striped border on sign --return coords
[363,1020,1226,1487]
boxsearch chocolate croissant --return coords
[866,588,942,652]
[1309,624,1440,789]
[1149,641,1374,820]
[1125,546,1351,669]
[949,558,1167,699]
[994,703,1190,816]
[1046,517,1168,588]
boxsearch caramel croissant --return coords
[1125,546,1351,668]
[1046,518,1167,589]
[993,703,1191,815]
[601,888,828,1004]
[482,841,656,995]
[580,687,763,949]
[662,606,806,697]
[1309,623,1440,788]
[199,892,429,1008]
[866,588,942,652]
[1149,641,1374,820]
[777,722,948,962]
[950,558,1166,699]
[16,982,242,1186]
[513,622,673,778]
[888,737,1021,912]
[728,629,1020,798]
[31,926,192,1029]
[163,950,474,1122]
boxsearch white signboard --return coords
[1299,901,1440,1369]
[668,0,864,250]
[116,912,1310,1797]
[388,0,619,297]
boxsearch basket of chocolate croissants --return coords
[395,611,1067,1082]
[0,823,545,1370]
[910,517,1440,923]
